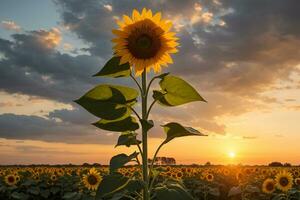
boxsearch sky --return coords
[0,0,300,165]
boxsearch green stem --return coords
[141,70,150,200]
[146,99,157,118]
[149,142,164,175]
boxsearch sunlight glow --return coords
[228,151,236,158]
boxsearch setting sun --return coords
[228,151,236,158]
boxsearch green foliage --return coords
[154,181,194,200]
[93,116,139,132]
[153,75,206,106]
[115,132,141,147]
[109,152,139,173]
[75,84,138,120]
[93,57,131,78]
[162,122,207,144]
[96,173,130,199]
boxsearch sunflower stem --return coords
[141,70,150,200]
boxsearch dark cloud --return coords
[0,30,103,103]
[0,113,117,144]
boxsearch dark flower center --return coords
[279,177,289,187]
[136,35,152,49]
[8,176,15,183]
[88,175,98,185]
[126,19,162,59]
[266,182,274,191]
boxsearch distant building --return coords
[148,157,176,165]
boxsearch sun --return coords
[228,151,236,158]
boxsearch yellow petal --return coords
[123,15,133,25]
[132,9,141,21]
[168,48,178,53]
[152,12,161,24]
[146,9,152,18]
[161,20,173,32]
[141,8,147,18]
[120,55,129,65]
[162,54,173,64]
[112,29,128,37]
[153,64,161,73]
[117,20,124,28]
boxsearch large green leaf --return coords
[154,182,194,200]
[75,84,138,120]
[162,122,207,144]
[115,132,141,147]
[93,57,131,78]
[154,75,206,106]
[93,116,139,132]
[110,152,139,173]
[96,173,130,199]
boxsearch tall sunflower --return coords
[112,8,179,75]
[262,178,276,194]
[275,171,293,192]
[82,168,102,191]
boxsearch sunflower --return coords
[206,173,214,182]
[82,168,102,191]
[275,171,293,192]
[262,178,276,194]
[50,174,57,182]
[112,8,179,75]
[5,174,17,186]
[295,177,300,186]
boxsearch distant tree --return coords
[283,163,291,167]
[268,162,283,167]
[205,162,211,166]
[82,163,90,167]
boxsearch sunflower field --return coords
[1,165,300,200]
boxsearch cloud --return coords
[0,29,105,103]
[1,20,21,32]
[0,112,117,144]
[103,4,113,12]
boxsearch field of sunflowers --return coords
[1,165,300,200]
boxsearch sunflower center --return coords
[266,182,274,191]
[136,35,152,49]
[279,177,289,186]
[126,19,162,59]
[88,175,98,185]
[8,176,15,183]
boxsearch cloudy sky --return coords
[0,0,300,165]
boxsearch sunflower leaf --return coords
[75,84,138,120]
[154,181,194,200]
[162,122,207,145]
[110,152,139,173]
[96,173,130,199]
[154,75,206,106]
[115,132,141,148]
[93,116,139,132]
[93,57,131,78]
